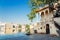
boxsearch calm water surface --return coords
[0,33,60,40]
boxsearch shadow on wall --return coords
[54,21,60,30]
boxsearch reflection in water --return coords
[0,33,60,40]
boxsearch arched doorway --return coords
[46,24,50,34]
[34,30,37,33]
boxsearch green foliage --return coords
[26,24,30,28]
[29,0,44,8]
[18,29,21,32]
[27,8,37,22]
[19,24,21,28]
[27,0,58,22]
[29,0,58,8]
[18,24,21,32]
[26,24,30,33]
[27,0,44,22]
[44,0,58,4]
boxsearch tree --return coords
[18,24,22,32]
[27,0,45,23]
[19,24,21,28]
[27,8,37,23]
[26,24,30,34]
[27,0,58,22]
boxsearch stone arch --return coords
[46,24,50,34]
[41,12,44,17]
[45,10,48,16]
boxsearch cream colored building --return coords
[12,24,18,33]
[5,23,18,34]
[5,23,13,34]
[30,24,34,34]
[34,22,43,34]
[36,5,59,36]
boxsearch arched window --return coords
[13,25,15,28]
[45,10,48,16]
[40,27,42,29]
[41,12,44,17]
[13,30,15,32]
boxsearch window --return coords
[45,10,48,15]
[13,25,15,28]
[40,27,42,29]
[13,30,15,32]
[41,12,44,17]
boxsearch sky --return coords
[0,0,40,24]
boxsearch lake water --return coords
[0,33,60,40]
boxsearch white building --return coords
[21,24,26,33]
[0,23,6,35]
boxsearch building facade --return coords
[21,24,26,33]
[30,24,34,34]
[0,23,6,35]
[5,23,19,34]
[12,24,18,33]
[36,5,59,36]
[5,23,13,34]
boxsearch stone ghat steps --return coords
[57,30,60,36]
